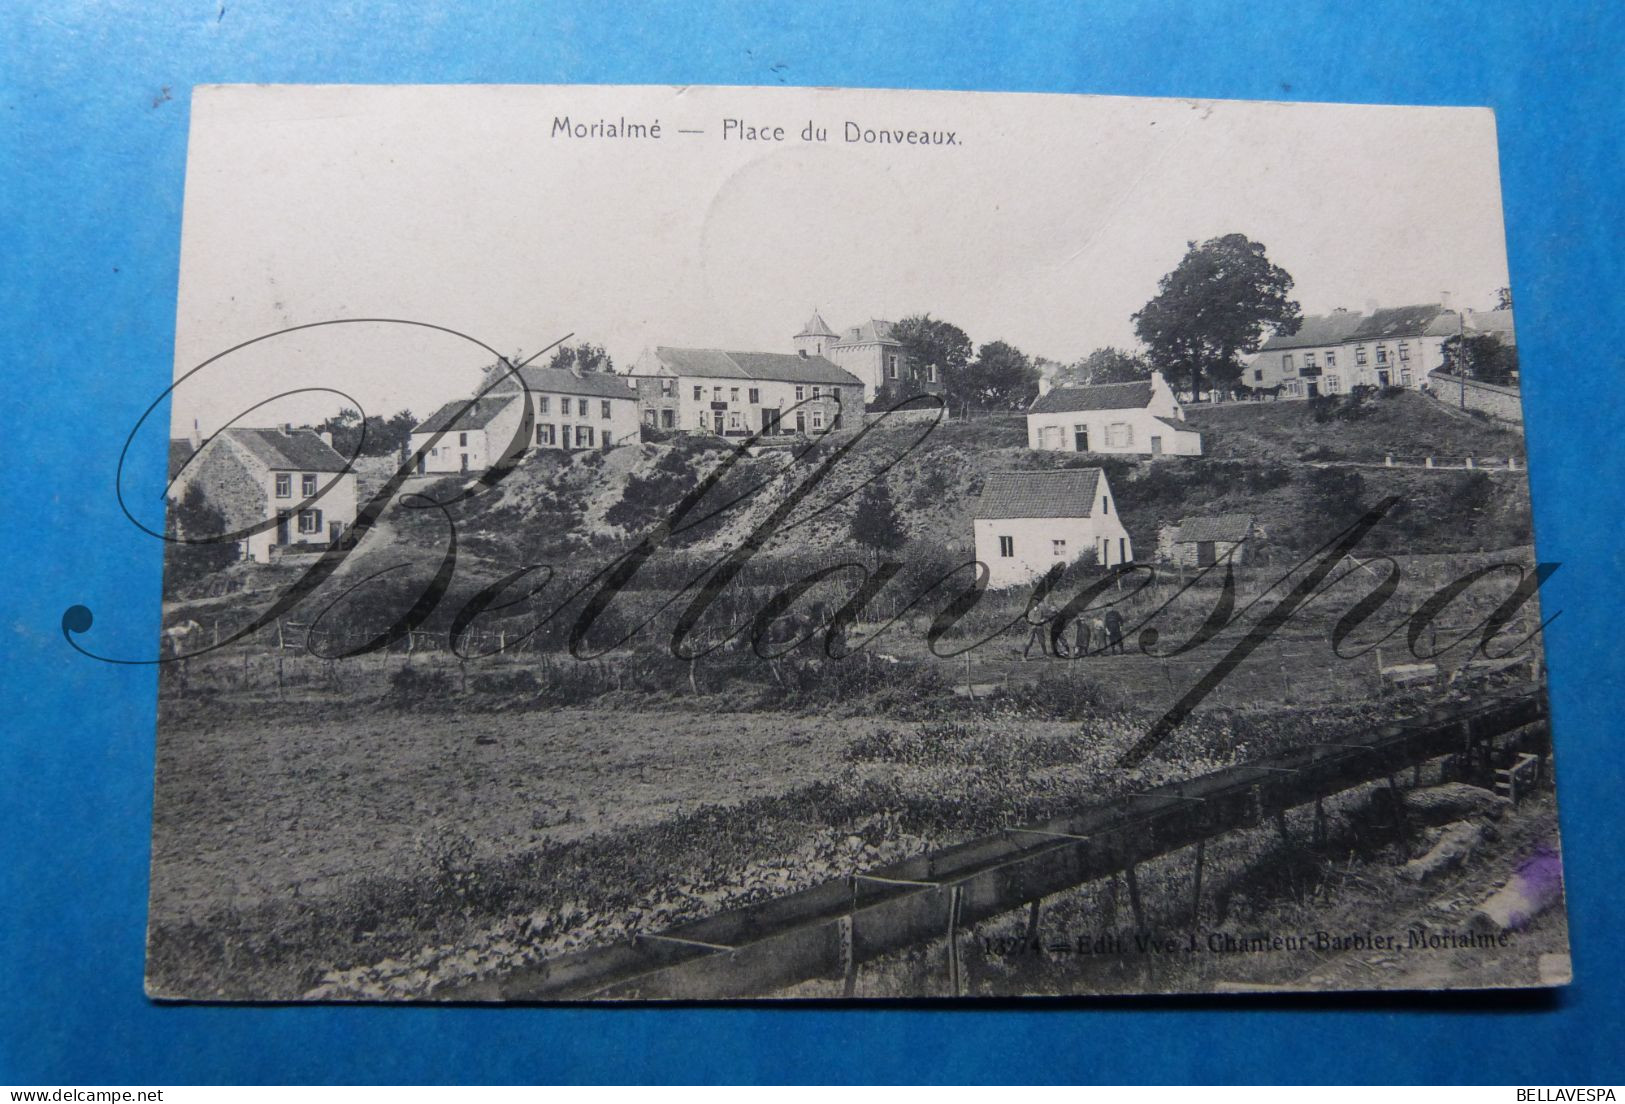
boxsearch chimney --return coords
[1363,298,1379,315]
[279,423,293,436]
[1037,375,1053,397]
[319,431,334,448]
[188,418,202,449]
[570,363,583,378]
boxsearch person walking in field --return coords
[1074,617,1092,659]
[1103,608,1126,655]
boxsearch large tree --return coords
[1442,333,1519,387]
[1132,234,1302,400]
[963,340,1040,411]
[890,313,972,408]
[548,341,613,374]
[850,481,906,560]
[315,406,418,457]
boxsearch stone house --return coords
[972,468,1133,588]
[170,425,358,564]
[796,313,945,403]
[1157,513,1262,567]
[1026,371,1202,457]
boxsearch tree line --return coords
[889,232,1304,413]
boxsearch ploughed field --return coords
[147,669,1450,999]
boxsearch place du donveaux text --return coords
[550,115,961,146]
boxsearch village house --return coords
[411,364,641,472]
[1157,513,1263,567]
[628,345,862,438]
[1246,304,1516,398]
[795,312,945,403]
[1026,371,1202,457]
[972,468,1134,588]
[169,425,358,564]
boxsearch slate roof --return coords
[974,469,1103,520]
[1347,304,1446,342]
[507,365,639,399]
[413,397,518,435]
[1151,415,1200,437]
[796,310,838,339]
[1174,514,1255,543]
[221,427,350,473]
[1256,310,1366,352]
[168,439,195,481]
[644,347,863,387]
[1029,380,1154,415]
[832,319,900,346]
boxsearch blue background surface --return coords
[2,0,1621,1085]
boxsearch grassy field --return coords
[1183,390,1526,465]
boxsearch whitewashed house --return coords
[409,396,527,474]
[1244,303,1515,397]
[1026,371,1201,457]
[972,468,1133,588]
[628,346,863,438]
[411,365,641,473]
[169,425,358,564]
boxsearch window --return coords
[536,424,555,446]
[1052,539,1066,557]
[601,431,612,448]
[1400,369,1413,386]
[1304,352,1317,369]
[1376,346,1388,365]
[1101,495,1110,515]
[660,379,674,397]
[1325,351,1336,368]
[538,396,550,414]
[1326,374,1340,393]
[600,400,611,420]
[832,387,841,402]
[887,355,898,379]
[998,535,1014,558]
[274,473,291,498]
[1105,422,1132,448]
[794,385,805,401]
[576,425,594,448]
[297,509,321,534]
[728,411,742,430]
[730,387,740,403]
[811,410,824,430]
[748,387,760,404]
[1398,342,1410,361]
[1282,353,1295,373]
[644,410,657,426]
[1355,346,1367,365]
[661,410,675,428]
[1253,368,1263,382]
[577,398,589,416]
[713,386,723,402]
[301,474,318,497]
[927,364,937,383]
[693,385,703,401]
[811,385,821,399]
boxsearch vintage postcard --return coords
[139,84,1567,1000]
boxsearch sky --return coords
[168,84,1511,436]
